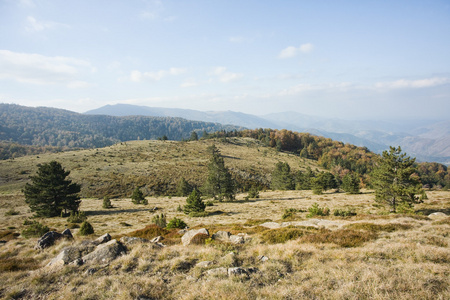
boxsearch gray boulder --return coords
[35,231,64,250]
[212,231,231,242]
[119,236,150,246]
[61,229,73,239]
[95,233,111,245]
[428,212,447,219]
[82,239,126,264]
[229,235,245,244]
[181,228,209,246]
[196,261,214,268]
[206,267,228,277]
[47,242,97,267]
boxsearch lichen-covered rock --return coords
[35,231,64,250]
[206,267,228,277]
[150,236,164,243]
[95,233,111,245]
[428,212,447,219]
[259,222,281,229]
[229,235,245,244]
[82,239,126,264]
[181,228,209,246]
[47,243,97,267]
[119,236,150,246]
[228,267,249,277]
[196,261,214,268]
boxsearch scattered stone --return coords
[35,231,64,250]
[229,235,245,244]
[228,267,249,277]
[181,228,209,246]
[61,229,73,239]
[85,268,97,275]
[119,236,150,246]
[212,231,231,242]
[47,243,97,267]
[259,222,281,229]
[82,239,126,265]
[95,233,111,245]
[196,261,214,268]
[150,236,164,243]
[258,255,269,262]
[206,267,228,277]
[428,212,447,219]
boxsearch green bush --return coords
[102,196,113,209]
[333,208,357,217]
[282,208,297,220]
[166,217,188,229]
[260,227,317,244]
[247,186,260,199]
[307,203,329,218]
[131,187,146,204]
[67,211,87,223]
[152,213,167,228]
[21,221,49,238]
[79,221,94,236]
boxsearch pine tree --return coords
[203,145,235,201]
[23,161,81,217]
[184,189,206,214]
[371,146,423,213]
[271,162,294,190]
[342,173,360,194]
[176,177,193,197]
[131,187,146,204]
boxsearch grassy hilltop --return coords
[0,137,449,299]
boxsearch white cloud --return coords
[67,81,91,89]
[0,50,93,86]
[181,78,199,88]
[25,16,69,32]
[130,67,186,82]
[211,67,243,83]
[278,43,314,59]
[375,77,450,89]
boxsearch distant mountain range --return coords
[86,104,450,165]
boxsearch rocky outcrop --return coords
[94,233,111,245]
[181,228,209,246]
[35,230,73,250]
[428,212,447,219]
[81,239,126,265]
[212,231,249,244]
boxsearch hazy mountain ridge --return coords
[86,104,450,165]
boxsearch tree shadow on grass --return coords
[85,208,152,216]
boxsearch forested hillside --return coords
[0,104,242,151]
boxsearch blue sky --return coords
[1,0,449,120]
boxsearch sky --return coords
[1,0,449,121]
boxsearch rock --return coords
[206,267,228,277]
[258,255,269,262]
[428,212,447,219]
[212,231,231,242]
[150,236,164,243]
[229,235,245,244]
[181,228,209,246]
[95,233,111,245]
[177,229,188,235]
[47,243,97,267]
[35,231,64,250]
[82,239,126,265]
[259,222,281,229]
[228,267,249,277]
[61,229,73,239]
[119,236,150,246]
[196,261,214,268]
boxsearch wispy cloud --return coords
[25,16,69,32]
[211,67,243,83]
[278,43,314,59]
[140,0,176,21]
[130,67,186,82]
[375,77,450,89]
[0,50,93,87]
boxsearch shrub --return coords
[21,221,49,238]
[152,213,167,228]
[102,196,113,209]
[166,217,187,229]
[333,208,357,217]
[346,223,412,232]
[299,229,378,247]
[282,208,297,220]
[67,211,87,223]
[247,186,260,199]
[205,200,214,207]
[184,189,206,215]
[260,227,317,244]
[129,224,169,239]
[79,221,94,236]
[4,209,19,216]
[131,187,146,204]
[307,203,329,218]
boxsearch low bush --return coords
[299,229,378,247]
[21,221,49,238]
[282,208,298,220]
[259,227,318,244]
[307,203,329,218]
[67,211,87,223]
[129,224,169,239]
[102,196,113,209]
[79,221,94,236]
[333,208,357,217]
[152,214,167,228]
[166,217,187,229]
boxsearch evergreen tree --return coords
[131,187,146,204]
[190,131,199,141]
[23,161,81,217]
[271,162,294,190]
[184,189,206,214]
[371,146,423,213]
[203,145,235,201]
[342,173,360,194]
[176,177,193,197]
[295,167,315,190]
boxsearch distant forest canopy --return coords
[1,103,449,189]
[0,103,243,149]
